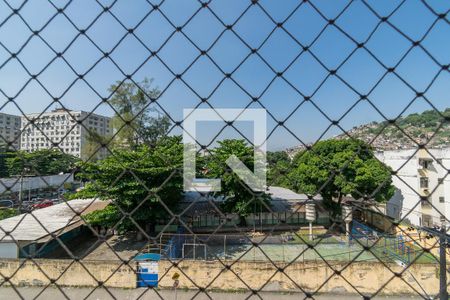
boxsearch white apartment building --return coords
[20,109,111,160]
[376,148,450,228]
[0,112,21,149]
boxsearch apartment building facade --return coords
[0,112,21,149]
[376,148,450,228]
[20,109,111,160]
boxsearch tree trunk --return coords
[337,193,343,209]
[239,215,247,227]
[329,193,344,226]
[136,231,143,241]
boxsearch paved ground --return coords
[0,287,423,300]
[206,243,377,262]
[50,232,378,263]
[48,233,147,261]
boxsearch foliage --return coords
[82,78,171,160]
[140,115,171,147]
[83,205,120,228]
[78,136,183,231]
[64,182,98,200]
[0,146,15,178]
[81,131,112,162]
[288,139,394,214]
[6,149,80,176]
[267,151,291,187]
[107,78,171,148]
[341,107,450,149]
[394,108,450,128]
[0,208,18,221]
[205,139,269,224]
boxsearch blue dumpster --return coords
[135,253,160,288]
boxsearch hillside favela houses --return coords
[285,108,450,229]
[20,109,111,160]
[378,147,450,227]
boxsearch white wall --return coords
[377,149,421,225]
[377,148,450,227]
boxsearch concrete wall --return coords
[0,259,136,288]
[158,260,440,295]
[0,259,441,296]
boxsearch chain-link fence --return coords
[0,0,449,299]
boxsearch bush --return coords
[0,208,18,220]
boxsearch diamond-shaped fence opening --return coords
[0,0,449,299]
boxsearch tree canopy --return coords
[204,139,269,224]
[108,78,171,148]
[78,136,183,232]
[83,78,171,159]
[0,146,15,178]
[288,139,394,213]
[5,149,79,177]
[267,151,291,187]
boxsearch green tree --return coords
[288,139,394,215]
[83,205,120,228]
[267,151,291,187]
[205,139,269,225]
[6,149,79,176]
[77,136,183,232]
[108,78,171,148]
[0,146,15,178]
[0,208,17,221]
[82,131,112,162]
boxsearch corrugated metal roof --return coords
[0,198,108,243]
[266,186,322,201]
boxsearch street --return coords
[0,287,423,300]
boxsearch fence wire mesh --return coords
[0,0,449,299]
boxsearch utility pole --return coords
[18,167,30,213]
[19,173,24,213]
[440,220,448,300]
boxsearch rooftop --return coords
[0,198,108,244]
[23,109,111,119]
[180,186,324,216]
[266,186,321,202]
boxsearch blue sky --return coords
[0,0,449,150]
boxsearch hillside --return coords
[287,108,450,155]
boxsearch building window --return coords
[420,177,429,189]
[440,197,445,203]
[419,159,431,169]
[422,214,432,227]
